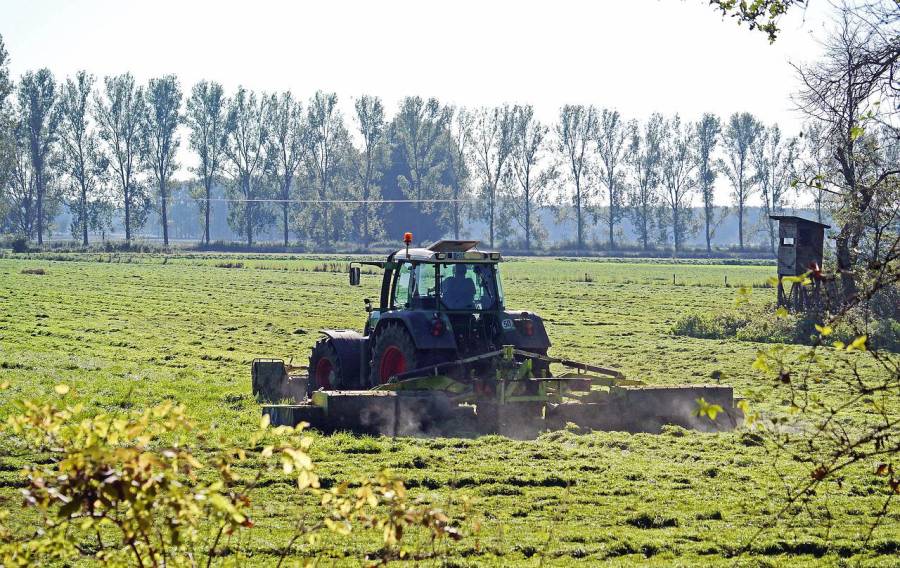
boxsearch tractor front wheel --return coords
[371,324,418,384]
[308,338,343,396]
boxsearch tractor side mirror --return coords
[349,266,361,286]
[364,298,372,313]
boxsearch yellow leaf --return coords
[775,307,788,318]
[751,352,770,373]
[260,413,271,430]
[832,341,845,350]
[0,381,9,390]
[261,445,274,458]
[847,335,867,352]
[814,324,833,336]
[54,384,70,395]
[693,397,724,421]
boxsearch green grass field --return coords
[1,253,896,566]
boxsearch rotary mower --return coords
[252,235,742,438]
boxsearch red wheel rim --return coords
[315,358,334,389]
[379,346,406,383]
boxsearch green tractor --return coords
[252,237,743,437]
[309,238,552,393]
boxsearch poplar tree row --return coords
[0,34,819,251]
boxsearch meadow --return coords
[0,252,896,566]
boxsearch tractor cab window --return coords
[440,263,501,311]
[392,263,439,309]
[392,263,413,308]
[411,263,439,309]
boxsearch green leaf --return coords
[850,125,865,140]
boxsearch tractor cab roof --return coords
[388,239,502,263]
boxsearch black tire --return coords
[308,337,343,396]
[370,323,418,385]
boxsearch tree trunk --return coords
[575,180,583,251]
[489,185,495,248]
[608,183,615,250]
[737,201,744,251]
[245,176,253,247]
[81,185,88,247]
[204,180,211,245]
[835,232,858,302]
[673,207,679,253]
[705,209,712,254]
[160,181,169,247]
[36,172,44,245]
[363,203,369,248]
[525,193,531,251]
[124,185,132,245]
[282,202,289,247]
[608,216,614,250]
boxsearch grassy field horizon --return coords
[1,253,896,566]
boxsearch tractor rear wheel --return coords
[308,338,344,396]
[371,324,418,384]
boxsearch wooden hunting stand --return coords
[771,215,830,312]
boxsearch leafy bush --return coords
[671,311,750,339]
[0,385,462,566]
[673,300,899,352]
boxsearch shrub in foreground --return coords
[0,384,462,566]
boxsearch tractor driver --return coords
[441,263,476,309]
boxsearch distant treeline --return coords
[0,33,832,254]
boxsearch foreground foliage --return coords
[0,387,461,566]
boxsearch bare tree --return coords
[595,108,632,249]
[754,124,798,253]
[223,86,270,246]
[94,73,149,245]
[720,112,762,250]
[186,81,228,245]
[59,71,107,246]
[627,113,664,251]
[446,107,473,240]
[471,105,515,248]
[509,104,556,251]
[794,4,900,299]
[143,75,181,247]
[556,104,598,251]
[695,113,723,254]
[266,91,303,247]
[660,115,697,253]
[352,94,385,247]
[17,68,61,244]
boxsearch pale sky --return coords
[1,0,832,205]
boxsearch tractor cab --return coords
[365,238,503,323]
[307,236,551,393]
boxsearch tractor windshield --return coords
[390,262,504,311]
[439,263,502,311]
